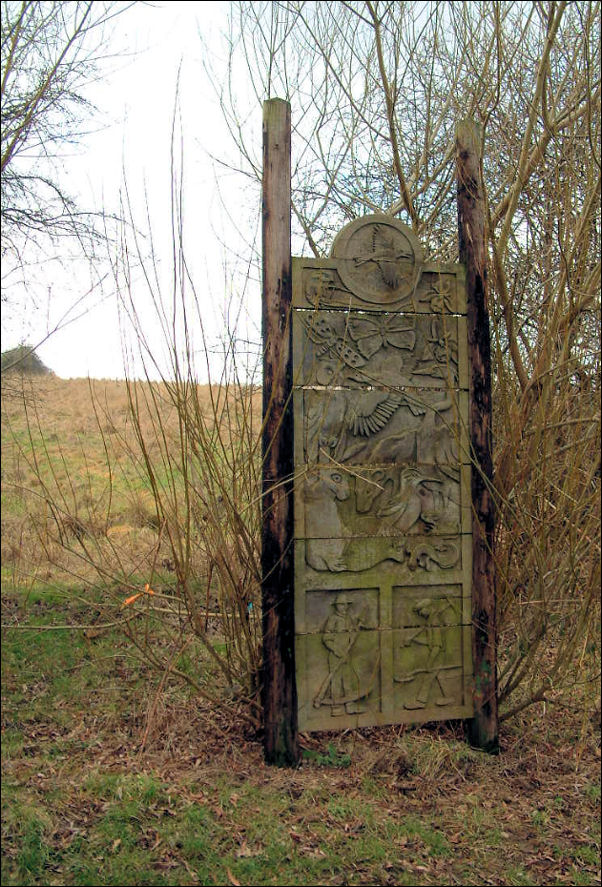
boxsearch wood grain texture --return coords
[456,118,499,753]
[261,98,299,765]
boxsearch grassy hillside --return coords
[1,374,259,588]
[1,375,600,886]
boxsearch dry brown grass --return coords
[1,373,264,714]
[1,366,600,727]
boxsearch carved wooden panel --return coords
[292,262,466,314]
[295,389,470,466]
[292,214,473,731]
[294,310,468,389]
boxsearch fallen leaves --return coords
[3,594,600,887]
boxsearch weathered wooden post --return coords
[261,98,299,765]
[456,119,499,752]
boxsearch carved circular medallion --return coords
[330,214,423,306]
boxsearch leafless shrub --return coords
[210,0,601,715]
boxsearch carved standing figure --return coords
[398,598,458,710]
[313,594,368,716]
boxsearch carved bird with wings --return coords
[346,392,414,437]
[353,225,413,289]
[315,390,426,464]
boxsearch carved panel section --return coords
[294,310,467,389]
[297,587,381,731]
[296,464,470,543]
[296,389,469,467]
[392,585,472,715]
[293,259,466,315]
[296,581,473,731]
[296,534,471,585]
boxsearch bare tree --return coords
[211,0,601,716]
[1,1,133,303]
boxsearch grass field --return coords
[2,376,600,886]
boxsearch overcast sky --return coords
[2,1,263,381]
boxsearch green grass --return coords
[302,741,351,768]
[2,370,600,886]
[2,586,601,887]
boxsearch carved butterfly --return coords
[348,314,416,359]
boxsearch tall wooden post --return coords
[456,119,499,753]
[261,98,298,765]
